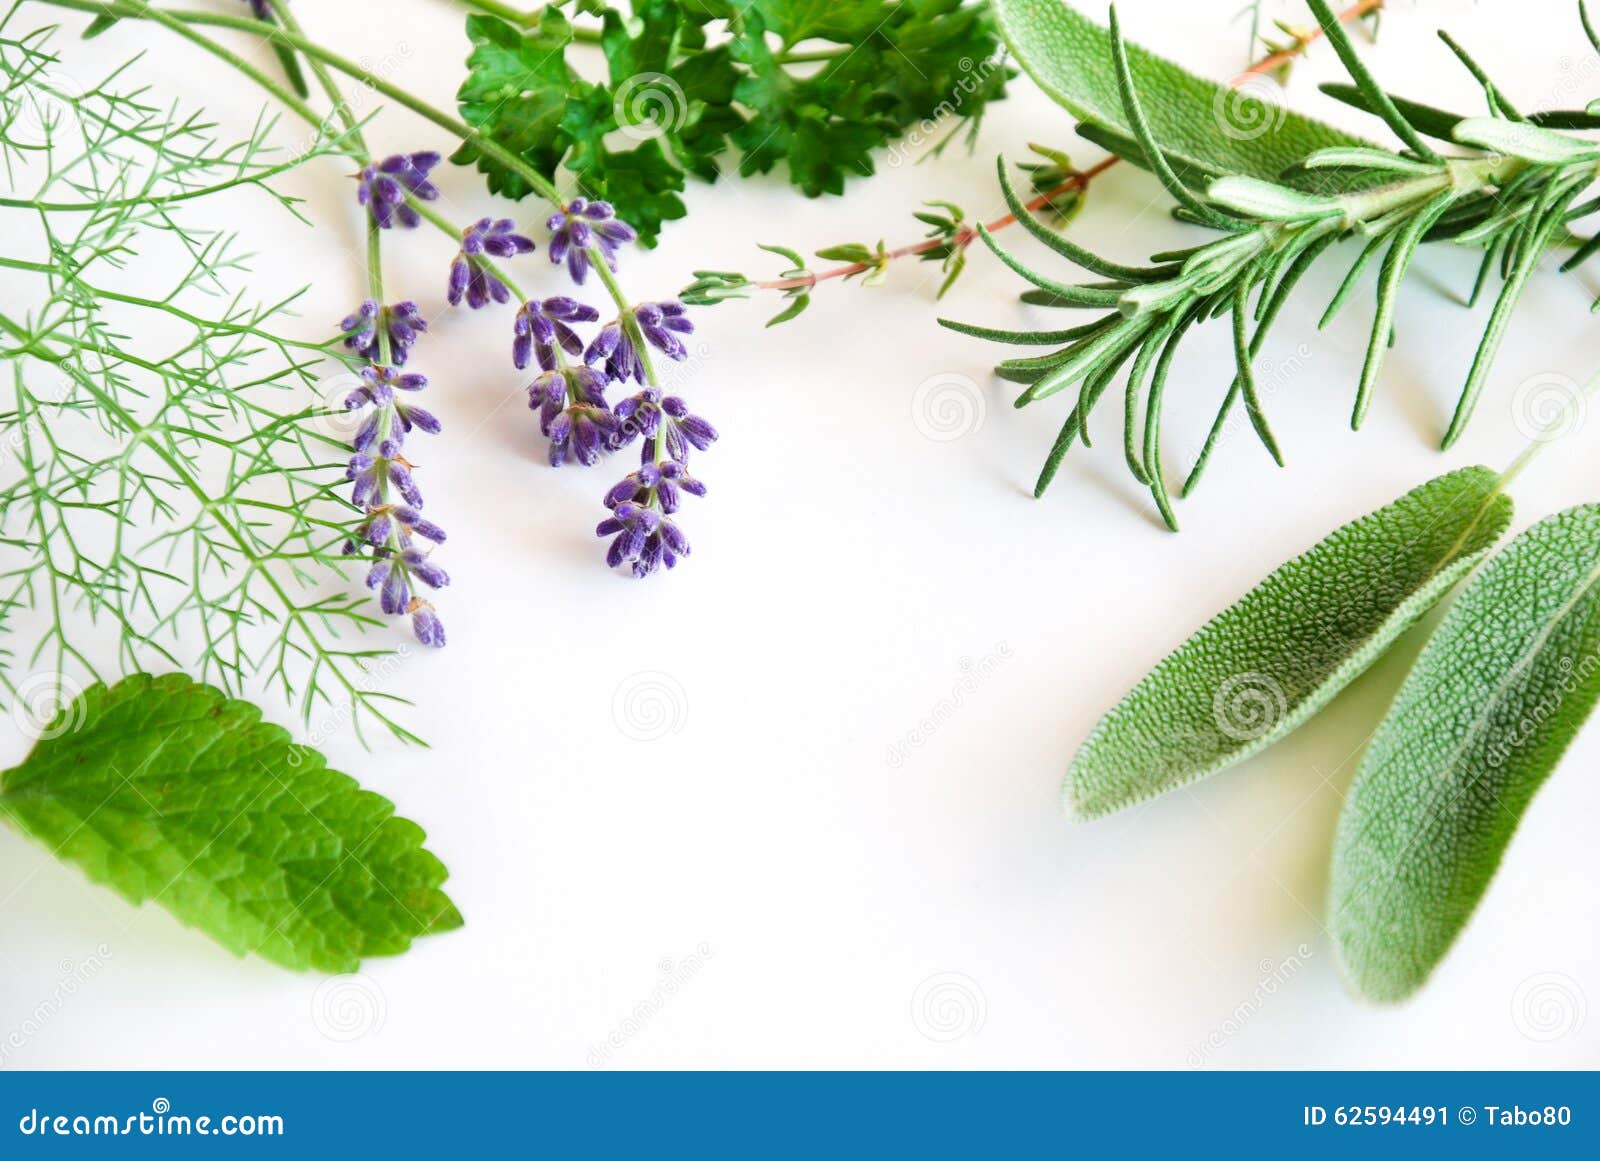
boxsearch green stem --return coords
[0,257,344,356]
[0,150,332,211]
[274,0,367,154]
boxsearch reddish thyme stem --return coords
[755,0,1384,295]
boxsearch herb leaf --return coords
[455,2,1009,245]
[1330,505,1600,1002]
[994,0,1375,189]
[0,675,461,972]
[1066,468,1513,819]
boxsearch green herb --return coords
[1067,467,1512,819]
[1331,506,1600,1001]
[994,0,1378,189]
[454,0,1011,244]
[0,674,460,971]
[956,0,1600,525]
[0,26,415,742]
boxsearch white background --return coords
[2,0,1598,1069]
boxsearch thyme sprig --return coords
[680,0,1381,316]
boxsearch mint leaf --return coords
[1331,505,1600,1002]
[1067,468,1513,819]
[0,674,461,972]
[994,0,1375,190]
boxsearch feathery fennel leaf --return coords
[1067,468,1513,819]
[993,0,1375,189]
[0,675,461,972]
[1330,504,1600,1002]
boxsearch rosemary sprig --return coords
[949,2,1600,530]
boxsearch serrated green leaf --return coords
[995,0,1376,191]
[1066,467,1514,819]
[1330,504,1600,1002]
[0,674,461,972]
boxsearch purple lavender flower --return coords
[346,441,422,510]
[340,360,451,646]
[612,386,718,463]
[244,0,273,17]
[340,300,428,364]
[596,501,691,578]
[449,218,535,309]
[356,152,442,230]
[634,301,693,360]
[411,603,446,647]
[548,402,620,468]
[513,297,599,371]
[584,302,692,386]
[528,366,607,434]
[583,320,642,385]
[603,460,705,514]
[546,198,636,284]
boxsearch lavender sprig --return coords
[340,362,450,646]
[339,300,427,365]
[356,151,441,230]
[449,217,535,309]
[547,198,636,285]
[513,296,598,371]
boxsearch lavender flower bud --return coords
[449,218,534,309]
[410,603,446,647]
[513,297,599,371]
[356,152,442,230]
[546,198,636,285]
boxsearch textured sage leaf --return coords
[1330,505,1600,1002]
[994,0,1376,190]
[1067,467,1513,819]
[0,674,461,972]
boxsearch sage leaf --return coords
[0,674,461,972]
[995,0,1377,191]
[1067,467,1513,819]
[1330,504,1600,1002]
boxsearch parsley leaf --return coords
[454,1,1010,245]
[0,674,461,972]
